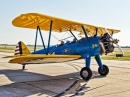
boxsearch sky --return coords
[0,0,130,46]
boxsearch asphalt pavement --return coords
[0,52,130,97]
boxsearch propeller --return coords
[104,28,124,55]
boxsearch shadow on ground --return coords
[0,69,81,97]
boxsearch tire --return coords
[80,67,92,80]
[98,65,109,76]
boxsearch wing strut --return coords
[34,26,38,54]
[69,30,78,41]
[38,26,46,53]
[94,28,98,37]
[34,26,46,54]
[81,26,88,39]
[81,25,91,52]
[47,20,53,55]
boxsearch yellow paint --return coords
[92,44,98,48]
[9,54,81,64]
[12,13,120,36]
[20,41,30,54]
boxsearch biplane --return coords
[4,13,123,80]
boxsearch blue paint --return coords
[81,26,88,39]
[95,28,98,37]
[32,36,101,56]
[47,21,53,55]
[34,26,38,54]
[38,26,46,53]
[85,54,91,68]
[69,30,78,41]
[95,55,103,68]
[31,35,103,70]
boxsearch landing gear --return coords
[80,67,92,80]
[22,64,26,70]
[98,65,109,76]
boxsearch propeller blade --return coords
[105,28,113,39]
[115,43,124,54]
[104,28,124,54]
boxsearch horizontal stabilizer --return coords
[3,55,19,58]
[3,41,30,58]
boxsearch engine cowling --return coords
[100,33,117,55]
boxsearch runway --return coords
[0,52,130,97]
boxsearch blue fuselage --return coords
[32,36,101,58]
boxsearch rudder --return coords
[15,41,30,55]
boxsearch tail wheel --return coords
[80,67,92,80]
[22,64,26,70]
[98,65,109,76]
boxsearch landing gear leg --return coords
[80,55,92,81]
[22,64,26,70]
[95,55,109,76]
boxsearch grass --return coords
[0,45,130,61]
[100,48,130,61]
[0,45,42,53]
[0,45,15,53]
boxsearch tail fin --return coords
[15,41,30,55]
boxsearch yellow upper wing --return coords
[12,13,120,36]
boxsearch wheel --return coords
[80,67,92,80]
[98,65,109,76]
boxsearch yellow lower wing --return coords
[9,54,81,64]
